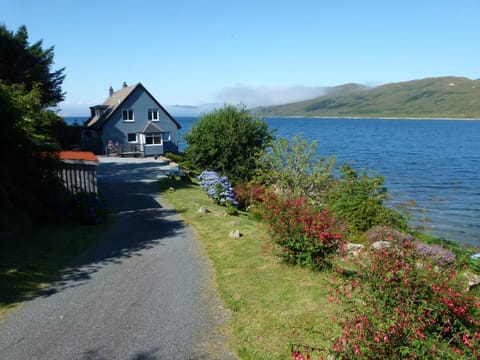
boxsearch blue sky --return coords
[2,0,480,115]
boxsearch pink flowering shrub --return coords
[330,240,480,359]
[259,193,344,270]
[365,226,456,266]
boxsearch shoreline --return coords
[259,115,480,121]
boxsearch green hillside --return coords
[254,77,480,119]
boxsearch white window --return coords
[148,108,159,121]
[122,108,134,122]
[127,133,137,142]
[162,131,171,141]
[145,132,162,145]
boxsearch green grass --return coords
[0,220,110,320]
[159,176,343,359]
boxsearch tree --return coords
[0,24,65,107]
[184,105,273,182]
[256,135,336,204]
[0,83,62,228]
[0,24,66,227]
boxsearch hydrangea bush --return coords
[198,170,238,207]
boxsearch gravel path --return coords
[0,156,235,360]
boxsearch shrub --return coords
[66,192,107,225]
[365,225,416,245]
[184,105,273,182]
[198,170,238,208]
[365,226,456,266]
[326,164,407,234]
[329,240,480,359]
[233,182,266,210]
[415,242,456,266]
[256,135,335,205]
[259,193,343,269]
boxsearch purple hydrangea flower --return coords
[198,170,238,207]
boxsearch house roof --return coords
[59,151,99,163]
[84,83,181,130]
[141,121,164,133]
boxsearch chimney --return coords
[122,81,128,88]
[109,86,113,97]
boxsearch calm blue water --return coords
[176,116,480,247]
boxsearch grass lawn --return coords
[159,176,343,359]
[0,220,110,321]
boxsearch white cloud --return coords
[215,85,327,108]
[58,100,91,116]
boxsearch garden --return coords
[162,105,480,359]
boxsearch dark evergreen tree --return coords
[0,24,66,227]
[0,24,65,107]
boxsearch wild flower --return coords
[365,226,456,266]
[259,193,343,269]
[198,170,238,207]
[329,240,480,359]
[415,241,456,266]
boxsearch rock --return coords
[198,206,210,213]
[346,243,365,252]
[463,271,480,289]
[229,230,241,238]
[371,241,391,250]
[345,243,365,257]
[168,187,175,192]
[471,253,480,260]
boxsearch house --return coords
[82,82,181,156]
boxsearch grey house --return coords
[82,82,181,156]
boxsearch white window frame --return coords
[122,108,134,122]
[148,108,159,121]
[145,132,162,145]
[127,133,137,143]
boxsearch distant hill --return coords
[253,77,480,119]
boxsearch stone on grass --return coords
[371,241,391,250]
[345,243,365,257]
[198,206,210,213]
[229,230,241,238]
[463,271,480,290]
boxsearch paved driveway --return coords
[0,156,234,360]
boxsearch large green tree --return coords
[185,105,273,182]
[0,25,66,227]
[0,24,65,107]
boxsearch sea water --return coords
[177,116,480,247]
[66,115,479,246]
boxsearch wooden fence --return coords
[59,162,98,194]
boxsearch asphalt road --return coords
[0,157,235,360]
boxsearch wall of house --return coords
[82,129,104,154]
[101,86,179,156]
[144,145,163,156]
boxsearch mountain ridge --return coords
[253,77,480,119]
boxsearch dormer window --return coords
[148,108,159,121]
[122,108,134,122]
